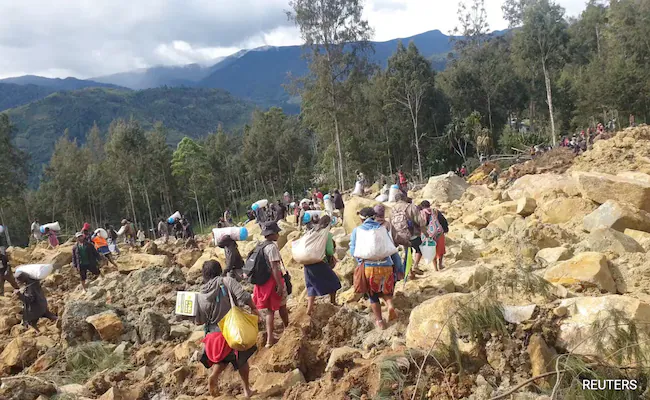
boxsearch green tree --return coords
[171,137,211,232]
[0,114,28,245]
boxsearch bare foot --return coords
[388,308,398,322]
[209,381,220,397]
[243,388,257,398]
[375,319,387,330]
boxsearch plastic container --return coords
[213,227,248,244]
[388,184,401,202]
[0,225,4,235]
[94,228,108,239]
[420,240,437,263]
[15,264,54,280]
[39,222,61,234]
[253,199,268,209]
[168,211,181,224]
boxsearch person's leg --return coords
[369,294,385,329]
[107,254,118,269]
[279,305,289,328]
[80,266,88,291]
[385,295,397,321]
[306,296,315,316]
[208,363,228,397]
[238,362,256,398]
[265,310,276,347]
[0,274,5,296]
[329,292,338,305]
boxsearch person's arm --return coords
[224,278,258,316]
[349,228,357,259]
[437,212,449,233]
[72,247,79,269]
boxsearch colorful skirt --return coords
[364,265,395,296]
[304,261,342,297]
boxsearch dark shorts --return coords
[79,264,100,281]
[200,345,257,371]
[97,246,110,256]
[410,236,423,254]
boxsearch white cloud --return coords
[0,0,589,79]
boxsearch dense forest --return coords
[0,0,647,245]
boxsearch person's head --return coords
[121,219,127,226]
[420,200,431,210]
[75,232,84,244]
[304,202,311,210]
[34,218,39,223]
[261,221,281,241]
[202,260,223,283]
[394,192,406,203]
[333,189,340,195]
[15,272,30,286]
[373,204,386,220]
[104,223,110,229]
[317,215,331,229]
[359,207,376,222]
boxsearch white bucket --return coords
[168,211,181,224]
[388,185,401,202]
[40,222,61,234]
[213,227,248,244]
[94,228,108,239]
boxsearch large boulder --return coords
[479,201,517,223]
[277,220,297,250]
[461,214,489,229]
[5,246,31,265]
[624,229,650,251]
[0,337,38,369]
[402,265,490,295]
[576,171,650,212]
[505,173,579,201]
[543,252,616,293]
[244,220,262,241]
[538,197,597,225]
[585,228,645,254]
[557,296,650,356]
[583,200,650,233]
[85,310,124,342]
[186,249,226,283]
[61,301,110,346]
[343,197,382,234]
[618,171,650,184]
[252,369,305,398]
[116,253,171,273]
[138,310,170,342]
[535,247,572,267]
[420,172,469,204]
[31,245,74,269]
[516,197,537,217]
[0,375,57,400]
[174,249,202,269]
[405,293,473,350]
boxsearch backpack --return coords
[243,242,273,285]
[425,211,444,241]
[391,204,413,247]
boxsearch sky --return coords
[0,0,587,80]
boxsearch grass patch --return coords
[64,342,131,384]
[374,357,409,400]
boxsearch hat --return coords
[121,219,128,225]
[75,232,84,238]
[261,221,281,237]
[82,222,91,231]
[359,207,376,220]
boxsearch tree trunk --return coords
[144,188,156,239]
[0,206,11,247]
[126,178,138,227]
[542,61,557,146]
[487,94,493,133]
[194,191,204,233]
[333,114,345,191]
[411,111,423,182]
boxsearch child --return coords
[137,228,146,247]
[72,232,102,291]
[44,227,59,249]
[15,273,57,332]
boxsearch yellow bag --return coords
[218,286,259,351]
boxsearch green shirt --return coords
[77,244,89,265]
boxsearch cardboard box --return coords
[175,291,198,316]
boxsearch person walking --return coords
[273,200,286,222]
[350,208,397,330]
[195,260,258,398]
[105,224,120,255]
[303,216,341,316]
[158,218,169,243]
[30,219,41,244]
[137,228,146,247]
[332,190,345,221]
[72,232,102,291]
[373,204,405,281]
[216,236,245,281]
[44,227,59,249]
[14,273,57,332]
[91,230,119,269]
[250,222,289,347]
[390,193,424,280]
[419,201,449,271]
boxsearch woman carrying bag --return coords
[195,260,259,398]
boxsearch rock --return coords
[276,220,297,250]
[624,229,650,251]
[343,197,383,234]
[5,246,31,265]
[169,325,191,340]
[576,171,650,212]
[406,293,473,350]
[334,256,356,287]
[488,215,519,232]
[543,252,616,293]
[557,296,650,356]
[252,369,305,398]
[618,171,650,184]
[117,253,171,273]
[172,366,190,385]
[0,315,20,333]
[538,197,597,225]
[535,247,572,267]
[138,310,170,342]
[480,202,517,223]
[86,311,124,342]
[585,228,644,254]
[505,173,579,201]
[28,349,59,373]
[35,336,56,350]
[60,384,91,397]
[0,337,38,369]
[502,305,536,324]
[461,214,489,229]
[463,185,493,200]
[516,197,537,217]
[186,249,225,283]
[32,245,74,269]
[0,375,57,400]
[325,346,362,372]
[420,172,469,204]
[134,366,151,381]
[583,200,650,233]
[174,249,202,269]
[553,306,568,317]
[99,387,125,400]
[173,331,204,361]
[244,220,262,241]
[527,334,557,387]
[61,301,109,346]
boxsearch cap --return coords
[75,232,84,238]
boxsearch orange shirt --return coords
[92,236,108,249]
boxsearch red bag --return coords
[353,261,368,294]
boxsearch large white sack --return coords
[375,194,389,202]
[254,199,269,209]
[94,228,108,239]
[39,222,61,233]
[116,225,127,236]
[213,227,248,244]
[292,229,329,265]
[352,226,397,261]
[351,181,364,196]
[388,185,401,202]
[15,264,53,280]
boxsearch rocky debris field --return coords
[2,126,650,400]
